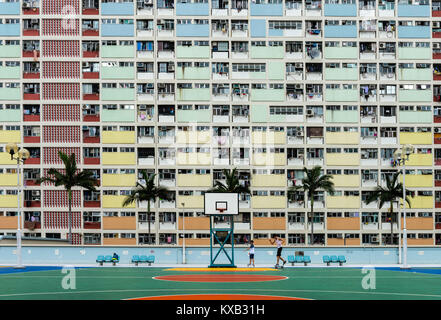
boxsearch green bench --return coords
[96,255,119,266]
[323,255,346,266]
[287,255,311,266]
[132,255,155,266]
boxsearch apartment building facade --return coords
[0,0,441,247]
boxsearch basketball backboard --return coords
[204,192,239,215]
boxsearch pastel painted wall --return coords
[3,246,441,265]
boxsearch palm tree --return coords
[39,152,97,244]
[209,168,250,194]
[288,166,335,245]
[122,171,170,241]
[364,171,412,245]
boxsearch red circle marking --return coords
[130,294,307,300]
[153,274,287,283]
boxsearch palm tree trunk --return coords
[390,202,394,245]
[310,197,314,245]
[68,189,72,244]
[147,199,151,243]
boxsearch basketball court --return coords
[2,193,441,300]
[1,266,441,300]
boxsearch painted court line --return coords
[166,268,278,272]
[127,293,310,300]
[152,274,288,282]
[1,288,441,299]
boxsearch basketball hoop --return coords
[215,201,228,214]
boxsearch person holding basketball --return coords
[269,236,286,268]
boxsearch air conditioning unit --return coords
[23,3,29,8]
[371,236,379,243]
[83,105,90,110]
[296,131,303,137]
[306,109,314,117]
[379,43,385,49]
[434,22,441,28]
[435,128,439,133]
[32,190,39,196]
[434,43,440,49]
[295,84,302,89]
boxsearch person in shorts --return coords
[269,236,286,268]
[247,240,255,267]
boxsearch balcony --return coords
[324,46,357,59]
[251,152,286,166]
[327,196,360,209]
[251,174,285,187]
[403,196,433,209]
[102,174,136,187]
[250,46,284,59]
[0,87,20,101]
[398,26,431,39]
[251,196,286,209]
[176,88,210,101]
[177,196,204,209]
[325,109,358,123]
[176,152,211,165]
[102,23,134,37]
[176,66,210,80]
[176,131,211,144]
[101,2,134,15]
[101,88,135,101]
[0,44,20,58]
[176,3,209,15]
[398,47,431,60]
[398,4,430,17]
[0,130,20,143]
[101,66,135,80]
[176,24,209,37]
[176,45,210,58]
[102,131,135,144]
[253,217,285,230]
[399,132,432,145]
[102,152,136,165]
[176,108,211,122]
[0,24,20,36]
[325,132,359,145]
[102,195,135,209]
[101,45,134,58]
[327,217,360,230]
[102,108,135,122]
[331,174,360,188]
[399,89,432,102]
[250,89,284,102]
[325,88,358,102]
[0,216,17,229]
[177,174,211,187]
[326,153,359,166]
[398,68,432,81]
[324,25,357,38]
[323,4,356,16]
[251,131,286,145]
[250,3,283,16]
[0,107,20,122]
[0,195,17,208]
[324,67,358,81]
[0,66,19,79]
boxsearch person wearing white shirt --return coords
[269,236,286,268]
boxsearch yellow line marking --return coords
[165,268,278,272]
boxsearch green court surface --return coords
[1,267,441,300]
